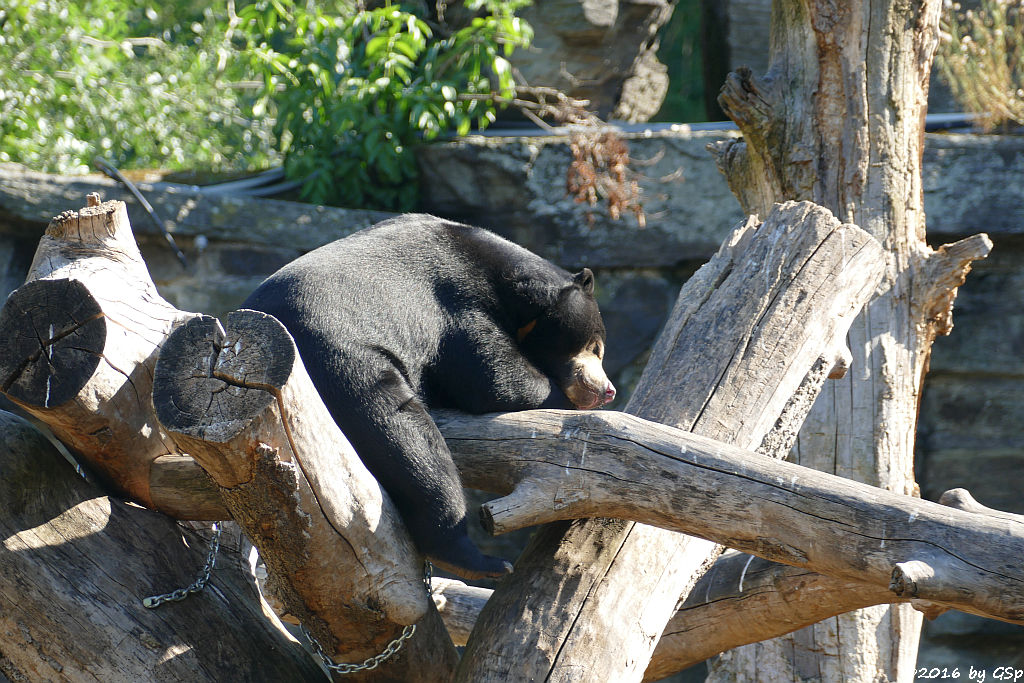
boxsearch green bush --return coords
[0,0,532,209]
[238,0,531,209]
[0,0,279,175]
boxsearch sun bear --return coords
[243,214,615,579]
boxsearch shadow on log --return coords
[0,410,323,681]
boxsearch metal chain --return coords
[142,522,222,609]
[301,623,417,675]
[141,523,429,675]
[300,561,432,675]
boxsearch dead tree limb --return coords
[455,200,887,681]
[433,486,1014,681]
[435,409,1024,624]
[153,310,456,680]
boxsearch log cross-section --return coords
[0,198,209,514]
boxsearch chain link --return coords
[142,522,222,609]
[142,524,429,675]
[300,561,432,675]
[301,623,417,675]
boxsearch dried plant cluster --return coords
[509,85,646,227]
[936,0,1024,131]
[566,129,645,227]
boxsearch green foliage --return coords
[0,0,278,175]
[936,0,1024,131]
[235,0,532,209]
[0,0,533,209]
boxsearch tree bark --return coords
[454,200,885,681]
[153,309,456,681]
[0,409,325,682]
[706,1,992,680]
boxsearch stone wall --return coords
[1,126,1022,672]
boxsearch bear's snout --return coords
[603,381,617,406]
[564,354,615,410]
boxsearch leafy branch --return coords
[234,0,534,209]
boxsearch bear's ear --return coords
[572,268,595,295]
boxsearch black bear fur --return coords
[243,214,614,579]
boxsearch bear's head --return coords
[519,268,616,410]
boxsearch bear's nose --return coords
[603,382,617,405]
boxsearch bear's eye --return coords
[590,341,604,359]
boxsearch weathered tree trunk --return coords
[0,410,325,681]
[454,200,886,681]
[705,0,992,680]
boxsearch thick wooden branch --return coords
[437,409,1024,624]
[434,486,1017,681]
[0,410,324,681]
[456,201,887,681]
[153,310,456,681]
[0,196,207,513]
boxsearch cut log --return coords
[0,197,211,515]
[454,200,887,681]
[153,309,456,681]
[0,409,324,682]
